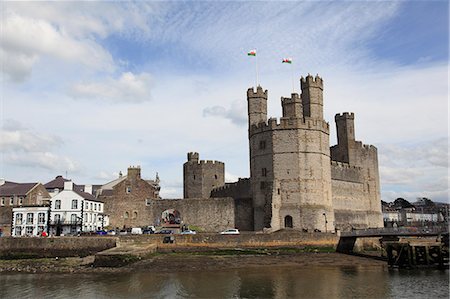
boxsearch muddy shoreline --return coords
[0,252,386,274]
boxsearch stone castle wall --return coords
[211,179,254,231]
[149,198,235,232]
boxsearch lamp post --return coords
[322,213,328,233]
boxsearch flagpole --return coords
[291,62,294,94]
[255,49,259,87]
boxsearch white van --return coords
[131,227,143,235]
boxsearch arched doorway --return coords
[284,215,293,228]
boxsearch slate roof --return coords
[44,175,70,189]
[0,181,38,197]
[73,189,103,203]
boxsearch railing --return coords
[340,225,449,237]
[49,220,81,225]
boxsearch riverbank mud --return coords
[0,252,386,274]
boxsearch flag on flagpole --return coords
[247,49,257,56]
[282,58,292,64]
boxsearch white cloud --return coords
[69,72,153,103]
[1,12,114,82]
[203,100,247,126]
[0,120,80,173]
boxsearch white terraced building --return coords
[49,181,108,236]
[12,206,50,237]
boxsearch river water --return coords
[0,266,448,299]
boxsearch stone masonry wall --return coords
[101,172,158,229]
[149,198,235,232]
[0,237,116,258]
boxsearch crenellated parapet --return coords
[247,86,268,98]
[249,116,329,136]
[300,74,323,89]
[331,161,363,184]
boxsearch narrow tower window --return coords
[259,140,266,150]
[262,168,267,177]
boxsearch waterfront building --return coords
[49,181,107,236]
[0,179,51,236]
[11,206,50,237]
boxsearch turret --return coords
[334,113,355,163]
[187,152,199,162]
[281,93,303,118]
[336,112,355,146]
[301,74,324,120]
[247,86,268,129]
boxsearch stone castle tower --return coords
[184,73,383,232]
[183,152,225,198]
[248,75,334,231]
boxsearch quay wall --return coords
[0,237,117,259]
[118,231,339,251]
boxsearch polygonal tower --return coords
[248,75,335,232]
[183,152,225,199]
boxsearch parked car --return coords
[131,227,143,235]
[107,230,117,235]
[142,228,154,234]
[180,229,197,235]
[156,229,173,234]
[119,228,131,235]
[96,230,107,235]
[220,228,240,235]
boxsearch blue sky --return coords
[1,1,448,202]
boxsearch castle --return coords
[190,74,383,232]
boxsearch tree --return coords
[393,198,414,209]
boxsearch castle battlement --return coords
[199,160,224,165]
[300,74,323,89]
[247,86,268,98]
[331,160,361,171]
[355,141,378,153]
[281,93,301,104]
[249,116,329,135]
[335,112,354,120]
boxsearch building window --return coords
[85,202,88,210]
[16,213,23,225]
[278,188,280,195]
[72,199,78,209]
[260,181,265,190]
[54,214,61,223]
[214,175,218,180]
[19,197,23,205]
[38,226,45,234]
[262,168,267,177]
[26,213,34,224]
[1,198,4,206]
[94,203,97,211]
[10,197,14,205]
[146,199,152,206]
[126,187,132,194]
[90,203,93,210]
[99,204,102,212]
[84,213,88,222]
[38,213,46,224]
[15,226,22,236]
[193,175,196,180]
[124,211,129,219]
[259,140,266,150]
[71,214,77,224]
[133,211,138,219]
[26,226,34,235]
[55,200,61,209]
